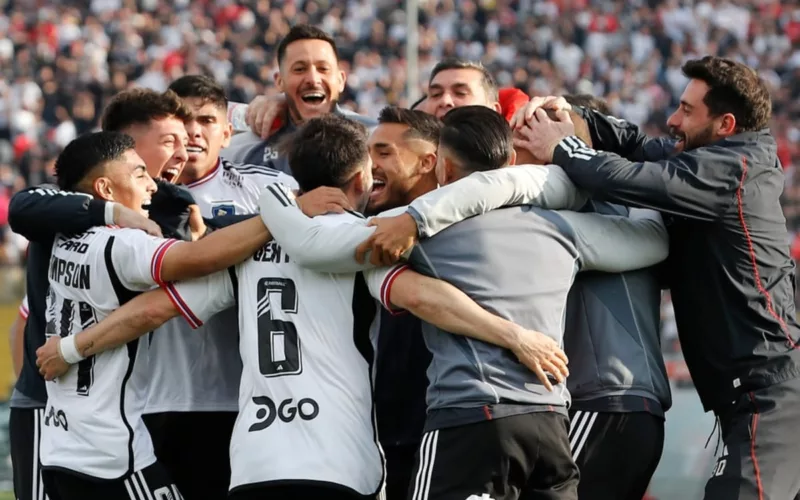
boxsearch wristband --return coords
[105,202,116,225]
[59,335,85,364]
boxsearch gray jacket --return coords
[222,105,377,175]
[564,201,671,416]
[406,166,671,415]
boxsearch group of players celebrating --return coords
[8,22,800,500]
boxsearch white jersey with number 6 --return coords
[41,226,178,480]
[164,208,384,496]
[145,158,297,414]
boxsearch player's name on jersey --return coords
[223,168,243,188]
[253,240,291,264]
[49,256,91,290]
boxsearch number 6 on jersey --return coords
[256,277,302,377]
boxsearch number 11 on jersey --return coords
[257,278,302,377]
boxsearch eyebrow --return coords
[680,100,693,110]
[133,165,146,173]
[370,142,392,149]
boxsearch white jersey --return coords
[145,158,297,414]
[40,226,178,479]
[165,207,384,495]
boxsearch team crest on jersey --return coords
[212,203,236,218]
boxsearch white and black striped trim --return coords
[123,469,164,500]
[33,408,47,500]
[222,158,281,177]
[411,430,439,500]
[556,136,598,161]
[265,183,295,208]
[568,410,598,460]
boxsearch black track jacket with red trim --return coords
[552,108,800,415]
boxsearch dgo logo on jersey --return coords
[248,396,320,432]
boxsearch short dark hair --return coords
[281,114,368,192]
[440,106,513,173]
[378,106,443,146]
[277,24,339,66]
[563,94,612,115]
[56,132,136,191]
[681,56,771,132]
[429,59,498,102]
[168,75,228,110]
[102,89,192,132]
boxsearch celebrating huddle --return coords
[9,23,800,500]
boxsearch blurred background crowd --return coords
[0,0,796,495]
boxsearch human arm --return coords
[36,270,235,380]
[573,106,679,162]
[364,265,569,390]
[10,298,28,378]
[408,164,586,238]
[556,208,669,273]
[258,183,381,273]
[354,164,588,266]
[8,185,161,242]
[550,135,739,221]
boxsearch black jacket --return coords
[8,184,253,404]
[553,108,800,414]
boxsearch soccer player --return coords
[256,106,670,499]
[101,88,191,184]
[36,131,277,500]
[142,75,296,500]
[9,185,159,500]
[36,114,567,500]
[224,24,376,171]
[521,56,800,499]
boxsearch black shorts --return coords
[407,412,578,500]
[705,376,800,500]
[144,411,236,500]
[10,407,55,500]
[228,483,378,500]
[567,410,664,500]
[383,443,419,500]
[41,462,181,500]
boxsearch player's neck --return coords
[406,177,438,204]
[179,158,220,185]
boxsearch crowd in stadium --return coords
[3,0,800,500]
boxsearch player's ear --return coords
[419,152,437,174]
[221,121,233,148]
[442,156,458,185]
[275,70,284,92]
[93,176,114,202]
[336,68,347,94]
[508,148,518,166]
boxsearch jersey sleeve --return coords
[363,264,411,315]
[9,185,109,242]
[163,270,236,329]
[556,208,669,273]
[259,183,378,272]
[407,164,587,238]
[575,106,677,162]
[552,135,740,221]
[109,229,182,290]
[18,296,29,320]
